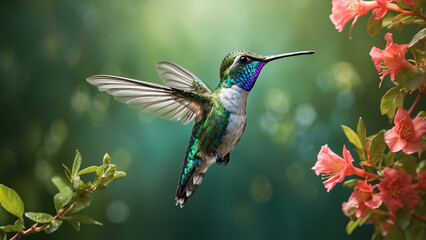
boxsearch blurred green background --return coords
[1,0,424,239]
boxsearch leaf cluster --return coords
[0,150,126,239]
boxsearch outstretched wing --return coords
[156,61,212,94]
[87,75,211,124]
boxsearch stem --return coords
[408,92,423,115]
[9,189,94,240]
[412,214,426,223]
[388,3,426,21]
[353,167,380,179]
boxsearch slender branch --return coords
[412,213,426,223]
[408,92,423,115]
[9,189,94,240]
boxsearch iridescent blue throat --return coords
[234,62,266,91]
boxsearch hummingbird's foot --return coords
[222,153,230,166]
[214,152,230,166]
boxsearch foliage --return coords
[313,0,426,239]
[0,151,126,240]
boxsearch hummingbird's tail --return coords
[175,147,209,208]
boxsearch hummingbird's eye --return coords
[238,55,248,63]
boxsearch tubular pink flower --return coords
[312,145,356,192]
[369,33,416,86]
[385,109,426,154]
[379,168,419,209]
[330,0,379,34]
[342,180,382,218]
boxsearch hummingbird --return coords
[87,49,314,207]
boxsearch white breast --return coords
[216,85,249,155]
[218,85,249,115]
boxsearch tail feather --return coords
[175,170,205,208]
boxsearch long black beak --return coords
[264,50,315,62]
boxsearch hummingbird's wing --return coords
[87,75,211,124]
[156,61,212,95]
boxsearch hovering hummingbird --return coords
[87,49,314,207]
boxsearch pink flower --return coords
[369,33,415,86]
[342,197,358,216]
[379,168,419,208]
[342,180,382,218]
[312,145,356,192]
[330,0,394,34]
[385,108,426,154]
[414,171,426,191]
[330,0,376,33]
[374,0,392,19]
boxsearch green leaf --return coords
[380,87,405,120]
[382,13,395,27]
[399,155,417,177]
[103,153,111,165]
[72,176,81,192]
[408,28,426,48]
[346,211,371,234]
[51,176,73,212]
[105,164,116,178]
[346,218,362,235]
[66,218,81,231]
[388,14,416,32]
[369,131,386,165]
[66,195,91,215]
[407,220,426,240]
[384,225,406,240]
[51,176,72,194]
[2,233,6,240]
[25,212,53,224]
[94,165,106,183]
[0,184,25,221]
[405,71,424,91]
[68,215,102,226]
[113,171,126,180]
[356,117,367,161]
[357,117,366,147]
[385,151,396,167]
[0,220,25,233]
[343,179,358,188]
[44,220,62,234]
[77,195,91,207]
[96,184,107,191]
[53,192,72,212]
[72,150,82,178]
[395,207,411,230]
[77,166,98,176]
[63,215,102,231]
[367,14,383,36]
[62,164,71,181]
[396,70,423,91]
[342,125,363,151]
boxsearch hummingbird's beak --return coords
[263,50,315,62]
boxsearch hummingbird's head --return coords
[219,50,315,91]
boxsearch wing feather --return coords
[87,75,211,124]
[156,61,212,94]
